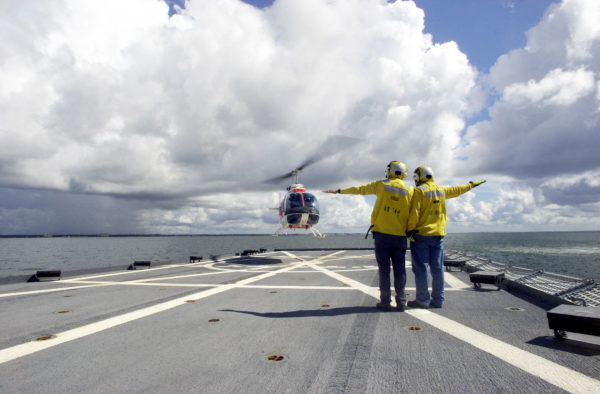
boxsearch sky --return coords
[1,0,599,235]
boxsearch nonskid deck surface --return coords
[0,250,599,393]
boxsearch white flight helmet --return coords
[413,166,434,185]
[386,161,407,180]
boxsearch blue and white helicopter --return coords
[265,135,358,238]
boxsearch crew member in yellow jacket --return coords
[324,161,413,312]
[406,166,485,309]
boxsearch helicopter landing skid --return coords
[273,227,326,238]
[309,227,326,238]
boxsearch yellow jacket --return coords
[341,178,413,236]
[407,181,473,236]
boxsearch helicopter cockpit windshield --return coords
[284,192,319,212]
[303,193,318,209]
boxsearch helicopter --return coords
[265,135,359,237]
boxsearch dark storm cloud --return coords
[541,179,600,205]
[0,187,145,235]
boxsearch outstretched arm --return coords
[444,180,486,199]
[324,181,379,195]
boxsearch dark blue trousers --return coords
[373,232,407,306]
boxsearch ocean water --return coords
[0,234,372,281]
[443,231,600,281]
[0,232,598,282]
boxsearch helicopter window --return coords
[303,193,319,209]
[286,193,303,210]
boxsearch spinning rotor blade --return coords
[264,170,298,184]
[265,135,360,184]
[298,135,360,170]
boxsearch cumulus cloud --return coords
[0,0,484,234]
[451,0,600,234]
[446,183,600,232]
[503,67,595,106]
[460,0,600,181]
[1,0,598,234]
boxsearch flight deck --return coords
[1,249,599,393]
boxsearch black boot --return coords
[376,302,392,312]
[395,297,406,312]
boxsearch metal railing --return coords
[444,250,600,307]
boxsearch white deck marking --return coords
[294,253,600,394]
[62,281,219,288]
[61,261,211,281]
[240,284,356,290]
[0,283,112,298]
[119,270,237,282]
[303,258,387,302]
[0,270,237,299]
[444,271,471,289]
[0,256,449,299]
[29,281,362,290]
[411,310,600,393]
[0,258,307,365]
[3,250,597,392]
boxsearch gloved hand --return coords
[469,180,486,187]
[406,230,418,242]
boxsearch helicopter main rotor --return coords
[265,135,359,185]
